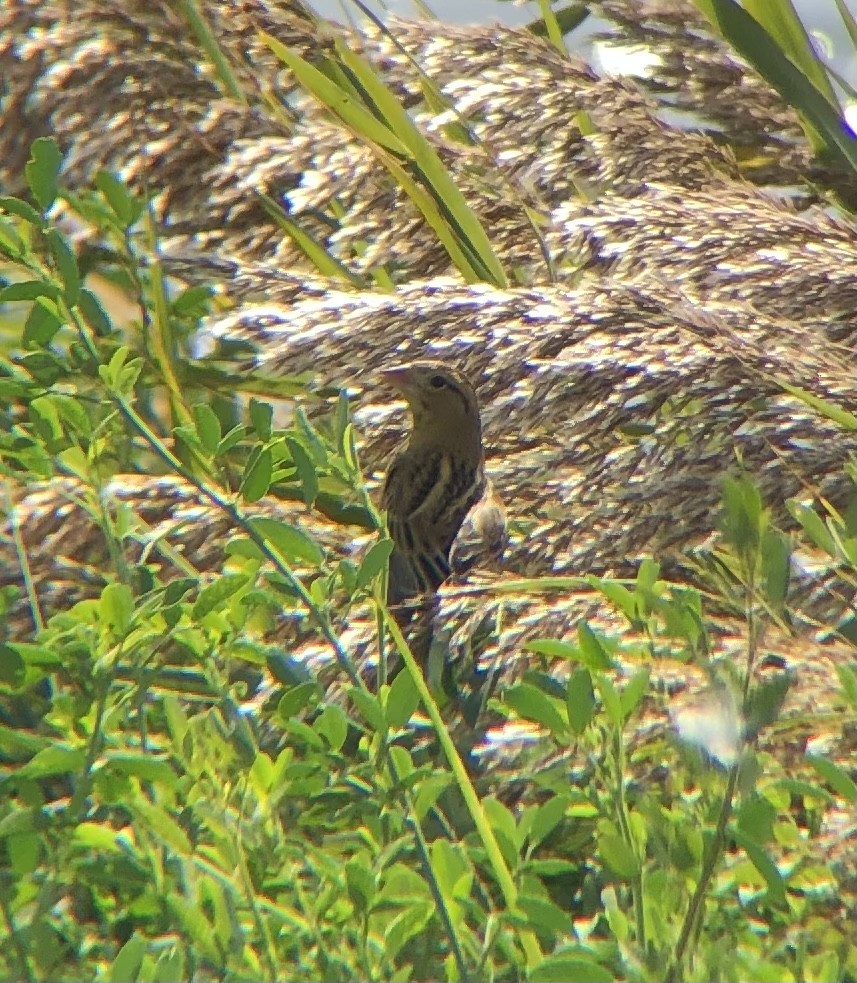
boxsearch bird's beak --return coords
[378,365,414,392]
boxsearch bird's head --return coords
[379,361,483,452]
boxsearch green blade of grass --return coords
[833,0,857,47]
[534,0,569,54]
[177,0,247,105]
[691,0,857,172]
[742,0,837,104]
[262,33,410,155]
[262,31,508,287]
[331,39,508,287]
[771,377,857,431]
[528,3,589,41]
[256,192,367,288]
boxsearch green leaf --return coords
[13,745,86,781]
[737,793,776,844]
[295,407,329,465]
[10,836,45,876]
[636,557,661,592]
[483,796,520,858]
[2,643,62,669]
[349,687,386,732]
[345,856,376,913]
[29,395,64,446]
[264,33,507,286]
[46,228,79,304]
[240,447,273,502]
[285,435,319,509]
[74,822,124,853]
[0,195,45,225]
[256,193,365,286]
[744,670,791,736]
[389,744,414,783]
[249,398,273,441]
[787,501,839,557]
[192,573,249,619]
[314,704,349,751]
[0,280,58,302]
[103,753,178,787]
[193,403,222,455]
[79,287,112,335]
[836,664,856,708]
[25,137,63,211]
[251,516,324,566]
[0,218,25,259]
[332,40,508,287]
[566,668,594,734]
[807,755,857,803]
[530,956,613,983]
[731,827,787,906]
[110,934,147,983]
[279,717,324,751]
[153,947,185,983]
[412,774,453,821]
[834,0,857,47]
[278,680,323,719]
[742,0,837,102]
[528,3,590,41]
[592,578,638,621]
[262,35,409,154]
[504,682,568,738]
[132,799,191,855]
[99,345,142,394]
[594,673,622,727]
[100,582,134,635]
[761,528,791,611]
[721,475,763,556]
[598,833,640,879]
[517,894,572,935]
[382,902,435,962]
[0,808,47,839]
[171,284,213,318]
[165,578,196,606]
[356,538,394,590]
[577,622,614,671]
[23,296,63,347]
[691,0,857,172]
[524,638,579,660]
[385,668,420,729]
[619,667,650,721]
[528,794,570,849]
[775,378,857,431]
[216,423,249,456]
[95,170,144,226]
[0,645,25,688]
[526,858,579,877]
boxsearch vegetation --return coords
[0,2,855,981]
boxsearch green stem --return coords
[0,888,34,983]
[235,790,280,982]
[176,0,247,104]
[3,480,44,634]
[381,609,543,971]
[666,759,741,982]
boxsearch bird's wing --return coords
[387,516,452,604]
[448,480,507,575]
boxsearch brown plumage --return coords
[379,362,506,605]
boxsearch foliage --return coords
[0,1,855,977]
[690,0,857,174]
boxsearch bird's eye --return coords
[429,374,447,389]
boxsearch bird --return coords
[379,361,507,607]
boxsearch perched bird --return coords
[379,361,507,606]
